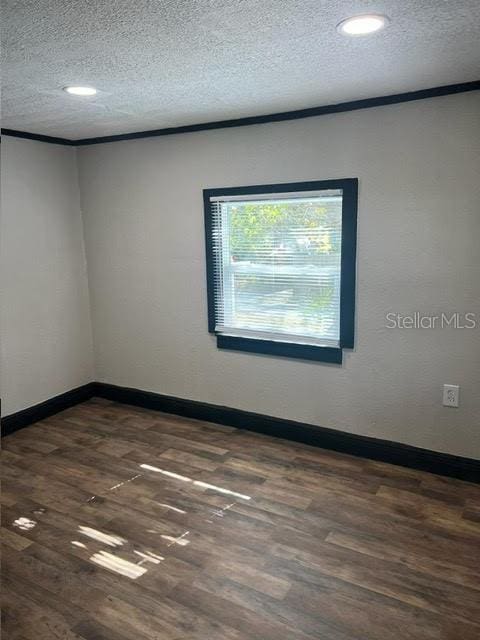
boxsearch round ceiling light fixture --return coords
[64,86,97,96]
[337,14,390,36]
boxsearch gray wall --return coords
[2,92,478,458]
[78,92,480,458]
[1,137,94,416]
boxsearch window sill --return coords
[216,334,343,363]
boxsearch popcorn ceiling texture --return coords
[2,0,480,139]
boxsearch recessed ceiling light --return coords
[337,14,390,36]
[64,86,97,96]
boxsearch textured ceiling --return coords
[2,0,480,139]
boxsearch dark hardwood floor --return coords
[1,398,479,639]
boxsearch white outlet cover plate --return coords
[443,384,460,408]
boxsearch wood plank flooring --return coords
[1,398,479,639]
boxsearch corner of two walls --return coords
[73,145,97,384]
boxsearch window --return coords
[204,179,358,363]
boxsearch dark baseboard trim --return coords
[2,81,479,147]
[1,383,96,436]
[1,129,75,146]
[94,382,480,484]
[2,381,478,482]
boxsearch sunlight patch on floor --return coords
[79,525,126,547]
[140,463,251,500]
[90,550,148,579]
[13,517,37,531]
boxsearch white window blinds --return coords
[210,189,343,347]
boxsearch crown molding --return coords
[2,80,479,147]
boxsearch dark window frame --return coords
[203,178,358,364]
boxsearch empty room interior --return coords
[1,2,480,639]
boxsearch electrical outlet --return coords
[443,384,459,408]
